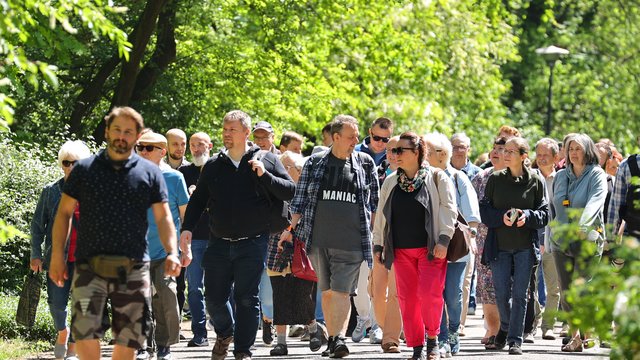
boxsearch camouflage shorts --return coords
[71,261,152,349]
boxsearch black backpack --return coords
[252,150,292,234]
[622,154,640,237]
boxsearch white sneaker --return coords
[369,325,383,344]
[288,324,306,337]
[351,316,370,343]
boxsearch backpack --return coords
[252,150,292,234]
[622,154,640,237]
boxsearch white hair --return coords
[423,132,453,164]
[450,132,471,147]
[58,140,91,167]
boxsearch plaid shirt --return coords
[607,155,640,234]
[290,150,379,268]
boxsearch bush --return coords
[0,294,56,342]
[552,210,640,359]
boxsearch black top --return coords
[391,184,429,249]
[181,145,295,239]
[63,150,168,261]
[179,163,210,240]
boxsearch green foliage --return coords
[0,339,51,360]
[0,294,56,341]
[0,132,63,292]
[551,209,640,358]
[0,0,131,127]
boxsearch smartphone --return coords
[509,208,518,224]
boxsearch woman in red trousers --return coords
[373,132,457,360]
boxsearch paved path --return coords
[31,305,610,359]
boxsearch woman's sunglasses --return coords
[136,144,163,152]
[62,160,77,167]
[390,147,415,155]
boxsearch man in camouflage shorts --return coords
[49,107,184,359]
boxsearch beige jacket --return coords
[373,167,457,269]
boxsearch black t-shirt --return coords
[391,184,429,249]
[312,154,361,251]
[63,150,168,261]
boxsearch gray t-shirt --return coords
[312,154,362,251]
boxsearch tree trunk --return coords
[92,0,169,142]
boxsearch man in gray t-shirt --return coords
[281,115,379,359]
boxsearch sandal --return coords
[484,335,496,350]
[54,344,67,360]
[561,336,583,352]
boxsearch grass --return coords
[0,339,51,360]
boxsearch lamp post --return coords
[535,45,569,135]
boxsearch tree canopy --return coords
[2,0,640,155]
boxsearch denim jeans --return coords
[47,262,75,340]
[439,261,467,342]
[537,262,546,307]
[186,239,208,339]
[259,269,274,320]
[490,249,535,346]
[203,234,268,356]
[315,286,324,323]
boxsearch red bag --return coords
[292,237,317,282]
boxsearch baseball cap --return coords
[253,121,274,133]
[138,132,167,148]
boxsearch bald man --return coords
[179,132,214,347]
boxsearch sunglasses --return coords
[62,160,77,167]
[136,144,163,152]
[372,135,390,143]
[390,147,416,155]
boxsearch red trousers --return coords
[393,247,447,347]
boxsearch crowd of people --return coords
[29,106,639,360]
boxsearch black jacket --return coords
[179,163,210,240]
[182,145,295,239]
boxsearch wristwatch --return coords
[469,228,478,236]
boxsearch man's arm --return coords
[49,194,77,287]
[151,202,183,274]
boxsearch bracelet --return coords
[166,253,179,258]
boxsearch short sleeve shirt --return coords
[63,150,168,261]
[312,154,361,251]
[147,168,189,260]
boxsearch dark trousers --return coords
[203,234,268,356]
[524,263,541,335]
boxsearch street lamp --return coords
[535,45,569,135]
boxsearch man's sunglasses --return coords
[62,160,77,167]
[390,147,416,155]
[372,135,390,143]
[136,144,163,152]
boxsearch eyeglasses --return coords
[136,144,163,152]
[390,147,416,155]
[372,135,390,143]
[504,149,525,156]
[62,160,77,167]
[452,145,469,151]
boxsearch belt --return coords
[221,234,262,242]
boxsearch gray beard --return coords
[192,153,209,167]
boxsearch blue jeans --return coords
[47,262,75,341]
[469,264,477,309]
[259,270,273,320]
[315,286,324,323]
[439,261,466,342]
[490,249,535,346]
[537,262,546,307]
[186,239,208,339]
[203,234,268,356]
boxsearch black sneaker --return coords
[310,327,324,352]
[508,343,523,355]
[187,336,209,347]
[494,329,508,350]
[270,343,288,356]
[330,337,349,358]
[322,336,335,357]
[262,320,274,345]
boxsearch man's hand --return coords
[278,230,293,250]
[248,159,266,177]
[48,255,68,287]
[180,242,193,267]
[30,258,43,273]
[515,209,526,227]
[433,244,448,259]
[180,230,193,246]
[164,254,181,277]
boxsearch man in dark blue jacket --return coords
[180,110,295,360]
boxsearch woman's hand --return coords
[515,209,526,227]
[30,258,43,273]
[278,230,293,250]
[433,244,448,259]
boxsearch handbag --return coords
[291,237,318,282]
[16,271,42,328]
